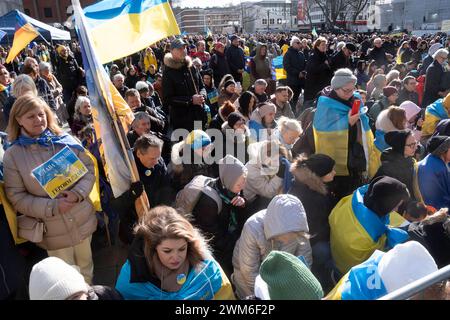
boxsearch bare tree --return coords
[309,0,349,28]
[347,0,370,24]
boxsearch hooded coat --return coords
[231,196,312,299]
[249,44,272,84]
[162,53,207,131]
[248,108,277,143]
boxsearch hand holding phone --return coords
[351,99,361,116]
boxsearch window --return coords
[44,7,53,18]
[262,19,267,25]
[277,18,282,24]
[269,18,274,25]
[24,9,31,16]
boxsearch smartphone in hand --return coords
[351,99,361,116]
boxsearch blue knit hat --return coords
[185,130,211,150]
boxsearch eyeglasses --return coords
[405,141,418,148]
[339,86,355,94]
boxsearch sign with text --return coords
[32,146,88,199]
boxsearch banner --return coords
[297,0,307,22]
[32,147,88,199]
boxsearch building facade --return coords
[297,0,370,32]
[22,0,98,23]
[367,0,450,32]
[0,0,23,17]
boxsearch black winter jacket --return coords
[304,49,332,101]
[225,45,245,75]
[209,52,230,87]
[374,149,417,200]
[283,47,306,88]
[423,60,446,108]
[162,54,207,131]
[288,165,335,246]
[55,55,82,93]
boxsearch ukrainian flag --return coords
[422,98,448,136]
[74,0,136,198]
[329,184,408,275]
[271,55,286,80]
[325,250,388,300]
[313,95,376,176]
[82,0,180,64]
[5,13,39,63]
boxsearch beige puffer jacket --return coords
[231,195,312,299]
[3,142,97,251]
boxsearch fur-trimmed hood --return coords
[221,122,250,144]
[170,140,185,174]
[164,53,193,70]
[290,162,328,195]
[375,108,398,132]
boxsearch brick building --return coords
[22,0,99,23]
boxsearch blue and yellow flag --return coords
[422,98,448,136]
[271,55,286,80]
[5,12,39,63]
[82,0,180,64]
[73,0,135,198]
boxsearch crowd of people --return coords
[1,30,450,301]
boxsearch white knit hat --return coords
[29,257,89,300]
[378,241,438,294]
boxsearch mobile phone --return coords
[351,99,361,116]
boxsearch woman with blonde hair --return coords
[115,205,235,300]
[274,116,302,160]
[3,94,97,284]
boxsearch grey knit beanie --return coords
[218,155,247,190]
[331,68,357,90]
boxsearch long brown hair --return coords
[388,106,407,130]
[7,94,62,142]
[134,206,210,276]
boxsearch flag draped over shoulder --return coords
[82,0,180,64]
[271,55,286,80]
[5,13,39,63]
[73,0,135,198]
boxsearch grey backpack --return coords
[175,175,222,217]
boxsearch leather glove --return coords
[130,181,144,200]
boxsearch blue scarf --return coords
[352,185,409,250]
[281,156,293,193]
[11,129,84,152]
[116,259,223,300]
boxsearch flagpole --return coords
[72,0,149,218]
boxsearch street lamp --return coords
[267,10,270,32]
